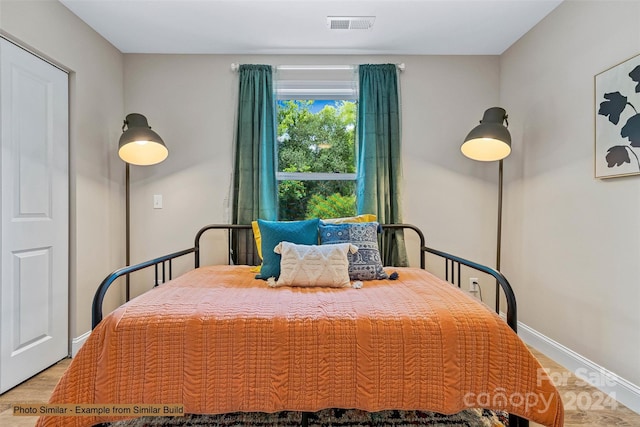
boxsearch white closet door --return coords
[0,38,69,393]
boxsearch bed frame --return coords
[91,223,527,427]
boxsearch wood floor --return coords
[527,347,640,427]
[0,358,71,426]
[0,348,638,426]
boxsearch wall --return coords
[501,0,640,387]
[0,0,125,339]
[123,54,502,295]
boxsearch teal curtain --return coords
[232,65,278,263]
[356,64,408,267]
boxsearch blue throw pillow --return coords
[256,218,320,279]
[319,222,388,281]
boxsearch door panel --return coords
[0,38,69,393]
[13,247,52,353]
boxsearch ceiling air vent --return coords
[327,16,375,30]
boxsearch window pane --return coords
[277,100,356,174]
[278,180,356,221]
[277,99,357,220]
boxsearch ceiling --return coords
[59,0,563,55]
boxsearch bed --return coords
[36,223,564,427]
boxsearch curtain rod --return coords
[230,63,405,72]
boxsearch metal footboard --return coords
[422,246,518,332]
[92,223,517,332]
[92,222,520,351]
[91,247,196,329]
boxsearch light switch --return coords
[153,194,163,209]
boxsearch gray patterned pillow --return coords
[319,222,388,281]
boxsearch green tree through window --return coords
[277,100,357,220]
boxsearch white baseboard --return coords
[515,319,640,415]
[71,331,91,358]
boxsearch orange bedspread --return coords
[37,266,563,427]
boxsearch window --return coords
[276,79,357,220]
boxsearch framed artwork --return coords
[595,53,640,178]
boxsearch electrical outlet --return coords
[469,278,479,293]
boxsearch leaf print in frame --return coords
[595,53,640,178]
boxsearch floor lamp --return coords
[461,107,511,313]
[118,113,169,301]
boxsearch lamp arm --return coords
[495,159,503,312]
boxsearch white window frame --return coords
[276,80,357,101]
[277,172,357,181]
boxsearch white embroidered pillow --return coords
[271,242,358,288]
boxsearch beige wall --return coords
[0,0,125,338]
[501,0,640,386]
[123,54,502,292]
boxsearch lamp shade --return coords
[118,113,168,166]
[461,107,511,162]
